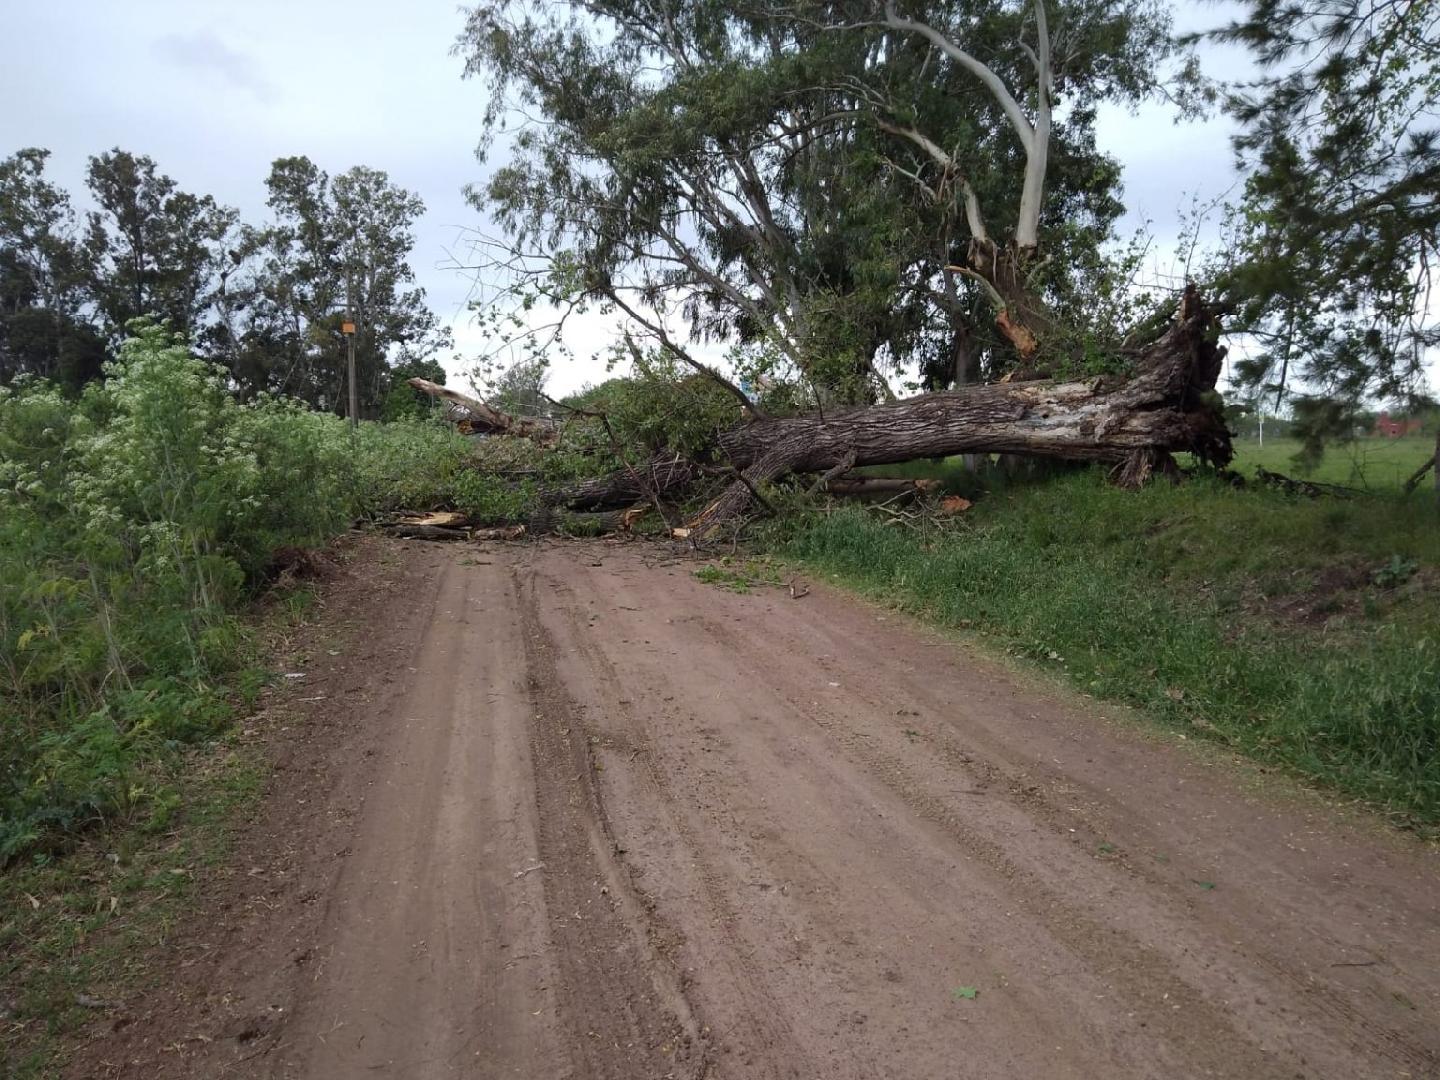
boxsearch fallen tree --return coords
[681,287,1229,535]
[413,287,1232,541]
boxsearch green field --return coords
[865,436,1436,493]
[1228,436,1434,490]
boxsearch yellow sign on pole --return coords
[341,321,356,335]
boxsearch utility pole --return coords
[342,286,358,430]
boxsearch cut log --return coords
[473,525,528,542]
[381,523,470,541]
[407,378,559,443]
[397,511,471,528]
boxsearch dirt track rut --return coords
[79,538,1440,1079]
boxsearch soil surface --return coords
[71,536,1440,1079]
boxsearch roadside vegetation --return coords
[0,326,470,866]
[775,469,1439,825]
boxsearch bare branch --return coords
[406,378,559,443]
[600,286,766,420]
[874,119,989,241]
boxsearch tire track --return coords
[513,560,712,1080]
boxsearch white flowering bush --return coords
[1,325,473,862]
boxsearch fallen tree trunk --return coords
[432,288,1231,542]
[685,286,1229,534]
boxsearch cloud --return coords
[153,30,276,104]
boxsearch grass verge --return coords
[0,583,322,1078]
[777,470,1440,826]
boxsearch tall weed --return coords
[0,326,471,861]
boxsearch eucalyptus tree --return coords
[460,0,892,406]
[1201,0,1439,449]
[458,0,1179,403]
[82,149,239,347]
[444,0,1231,532]
[238,157,448,414]
[843,0,1179,370]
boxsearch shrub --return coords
[0,326,470,862]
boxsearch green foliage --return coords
[779,473,1440,822]
[381,357,448,422]
[0,149,107,391]
[82,148,238,348]
[575,359,743,458]
[450,469,538,523]
[1,146,453,418]
[228,157,452,413]
[458,0,1181,399]
[694,558,785,593]
[1372,556,1419,590]
[1203,1,1439,440]
[0,326,471,863]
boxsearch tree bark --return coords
[956,239,1054,362]
[686,286,1228,535]
[407,378,559,442]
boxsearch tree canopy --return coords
[457,0,1183,404]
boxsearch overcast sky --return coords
[2,1,1250,397]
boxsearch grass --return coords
[866,436,1436,494]
[1227,436,1434,490]
[0,583,325,1078]
[694,559,786,592]
[0,752,264,1078]
[779,470,1440,826]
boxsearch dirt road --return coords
[81,538,1440,1079]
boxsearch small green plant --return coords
[1372,555,1419,589]
[694,565,751,591]
[694,559,785,593]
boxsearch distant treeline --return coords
[1224,404,1438,443]
[0,148,448,417]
